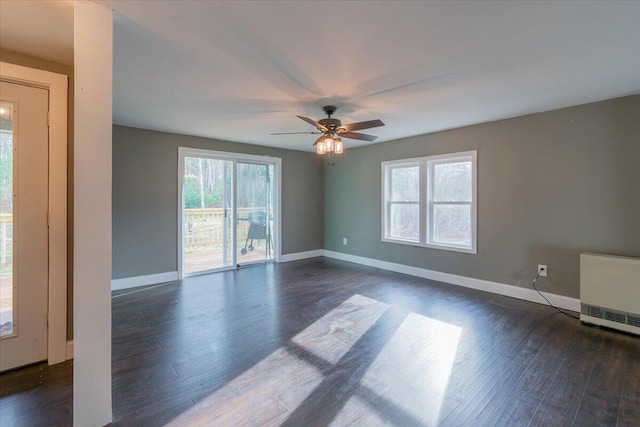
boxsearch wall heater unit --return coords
[580,253,640,335]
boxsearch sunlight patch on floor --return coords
[166,294,388,426]
[352,313,461,426]
[329,395,390,426]
[334,313,460,426]
[291,294,389,364]
[166,346,322,426]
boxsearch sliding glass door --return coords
[179,148,280,277]
[181,156,233,274]
[236,162,275,265]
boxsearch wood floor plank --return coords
[617,398,640,427]
[438,303,558,426]
[572,333,629,427]
[0,361,73,427]
[1,258,638,426]
[528,326,603,426]
[617,336,640,426]
[489,316,579,425]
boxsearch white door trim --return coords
[0,62,68,365]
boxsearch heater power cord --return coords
[531,271,580,320]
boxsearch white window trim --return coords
[381,150,477,254]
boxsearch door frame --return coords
[0,62,68,365]
[177,147,282,279]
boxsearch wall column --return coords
[73,1,113,425]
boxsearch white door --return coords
[0,81,49,372]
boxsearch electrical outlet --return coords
[343,237,348,245]
[538,264,547,277]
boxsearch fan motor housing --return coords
[318,117,342,130]
[322,105,337,116]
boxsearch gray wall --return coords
[112,125,323,280]
[324,95,640,298]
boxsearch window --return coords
[386,162,420,242]
[382,151,477,253]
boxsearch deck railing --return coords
[184,208,268,251]
[0,210,266,258]
[0,214,12,266]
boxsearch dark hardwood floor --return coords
[1,257,639,426]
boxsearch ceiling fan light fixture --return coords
[325,136,334,152]
[274,106,384,159]
[334,138,344,154]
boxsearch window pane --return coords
[183,157,233,273]
[433,204,471,247]
[237,162,272,263]
[389,203,419,241]
[0,103,14,337]
[434,161,472,202]
[391,166,419,201]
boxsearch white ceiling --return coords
[0,0,74,65]
[3,1,639,152]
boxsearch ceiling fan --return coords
[271,106,385,156]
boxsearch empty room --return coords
[0,1,639,426]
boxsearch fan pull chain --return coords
[327,151,335,166]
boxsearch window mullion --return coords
[432,201,472,206]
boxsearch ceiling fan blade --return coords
[338,119,385,133]
[340,132,378,142]
[297,115,328,132]
[270,131,321,135]
[313,135,329,146]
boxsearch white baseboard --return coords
[279,249,324,263]
[111,271,178,291]
[66,340,73,360]
[109,252,579,312]
[322,250,580,312]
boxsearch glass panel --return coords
[389,203,419,241]
[237,163,273,263]
[268,164,275,259]
[0,103,14,337]
[391,166,419,201]
[183,157,232,274]
[433,161,472,202]
[433,204,471,247]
